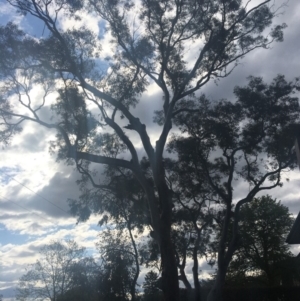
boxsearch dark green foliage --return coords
[169,75,300,301]
[226,196,295,286]
[142,271,163,301]
[57,258,100,301]
[170,75,300,207]
[98,249,136,301]
[182,286,300,301]
[96,216,141,301]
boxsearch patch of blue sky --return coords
[59,230,75,241]
[0,167,22,185]
[0,1,48,37]
[92,58,109,74]
[20,14,50,38]
[98,19,106,39]
[0,1,109,73]
[0,1,17,26]
[0,225,29,245]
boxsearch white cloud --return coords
[59,9,101,36]
[0,216,101,298]
[0,1,23,26]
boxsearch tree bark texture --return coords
[157,175,180,301]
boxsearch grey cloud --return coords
[280,199,300,216]
[27,243,45,253]
[199,260,215,276]
[0,271,21,284]
[19,132,48,153]
[0,212,30,222]
[13,250,35,258]
[7,122,53,154]
[25,171,81,219]
[0,263,26,283]
[132,90,164,128]
[290,244,300,256]
[1,167,82,224]
[200,0,300,101]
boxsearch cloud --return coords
[0,218,101,299]
[59,8,101,36]
[199,1,300,101]
[0,1,23,26]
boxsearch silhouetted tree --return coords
[56,257,100,301]
[71,166,150,300]
[166,158,216,300]
[142,271,163,301]
[16,240,94,301]
[225,195,294,286]
[169,75,300,300]
[97,227,140,301]
[0,1,287,300]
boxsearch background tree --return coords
[225,195,294,287]
[169,75,300,300]
[56,257,100,301]
[16,240,95,301]
[98,254,133,301]
[97,227,140,301]
[0,1,287,300]
[166,158,216,300]
[142,271,163,301]
[70,164,151,300]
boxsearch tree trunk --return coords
[206,235,238,301]
[158,183,180,301]
[206,267,227,301]
[192,221,207,301]
[192,248,201,301]
[128,226,139,301]
[207,206,236,301]
[159,212,180,301]
[179,267,192,292]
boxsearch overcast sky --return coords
[1,0,300,299]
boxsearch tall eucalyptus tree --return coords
[0,1,287,300]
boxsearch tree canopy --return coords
[16,240,98,301]
[169,74,300,300]
[225,196,294,286]
[143,270,163,301]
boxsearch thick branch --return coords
[82,82,155,163]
